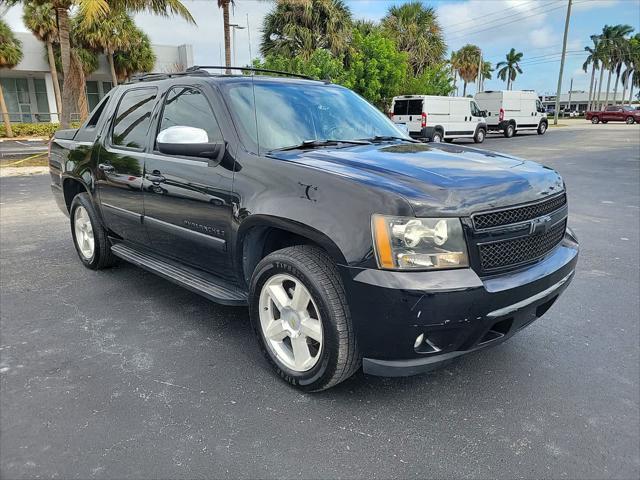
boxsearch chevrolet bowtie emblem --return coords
[530,215,552,235]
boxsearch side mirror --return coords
[156,126,224,163]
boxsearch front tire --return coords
[474,128,486,143]
[503,123,515,138]
[249,246,360,391]
[537,121,547,135]
[626,116,635,124]
[70,193,117,270]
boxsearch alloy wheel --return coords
[258,273,323,372]
[74,206,95,260]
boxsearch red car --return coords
[586,105,640,124]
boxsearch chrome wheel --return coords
[258,273,323,372]
[74,205,95,260]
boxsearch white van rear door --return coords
[392,98,424,133]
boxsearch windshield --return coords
[223,80,409,153]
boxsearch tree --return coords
[452,44,481,96]
[348,28,408,108]
[0,19,23,138]
[4,0,194,129]
[625,34,640,106]
[401,63,453,97]
[599,24,634,108]
[583,35,601,111]
[381,1,446,75]
[23,1,62,119]
[113,29,156,82]
[496,48,523,90]
[217,0,232,72]
[261,0,352,60]
[253,49,352,86]
[74,10,137,86]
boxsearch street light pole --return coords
[229,24,246,67]
[247,14,252,62]
[554,0,573,125]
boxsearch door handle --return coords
[146,173,166,183]
[98,163,114,173]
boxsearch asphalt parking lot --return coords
[1,123,639,479]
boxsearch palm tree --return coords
[448,51,458,95]
[478,60,493,92]
[261,0,352,60]
[626,34,640,106]
[0,19,23,138]
[4,0,194,129]
[496,48,523,90]
[113,29,156,82]
[23,1,62,120]
[583,35,601,111]
[611,29,634,106]
[452,44,481,96]
[74,10,136,86]
[217,0,232,73]
[600,24,634,108]
[382,2,446,75]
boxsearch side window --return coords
[536,100,545,113]
[158,86,223,145]
[111,87,157,149]
[470,101,481,117]
[85,94,110,129]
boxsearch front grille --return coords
[473,194,567,230]
[478,219,567,271]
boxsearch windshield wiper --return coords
[272,139,370,152]
[358,135,419,143]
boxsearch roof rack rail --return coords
[126,69,209,83]
[186,65,314,80]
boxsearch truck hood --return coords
[271,142,564,216]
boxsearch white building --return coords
[539,91,632,113]
[0,32,193,123]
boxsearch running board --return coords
[111,243,248,306]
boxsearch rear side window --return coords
[393,100,408,115]
[605,106,617,112]
[111,88,157,149]
[407,100,423,115]
[158,86,223,143]
[85,94,110,129]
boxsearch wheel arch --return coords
[62,176,91,213]
[236,215,348,286]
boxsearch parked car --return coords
[390,95,487,143]
[474,90,548,137]
[49,68,579,391]
[586,105,640,124]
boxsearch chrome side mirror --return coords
[156,126,224,162]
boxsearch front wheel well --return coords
[62,178,87,212]
[241,226,329,285]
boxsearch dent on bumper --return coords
[341,231,579,377]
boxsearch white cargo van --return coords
[474,90,547,138]
[390,95,487,143]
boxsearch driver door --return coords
[143,84,235,278]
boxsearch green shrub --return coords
[0,121,81,138]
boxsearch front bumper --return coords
[339,229,579,377]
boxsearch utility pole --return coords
[554,0,572,125]
[477,53,483,93]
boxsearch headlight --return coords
[372,215,469,270]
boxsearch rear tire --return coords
[70,193,117,270]
[503,123,515,138]
[473,128,486,143]
[591,116,600,124]
[431,131,443,143]
[249,245,360,391]
[537,121,547,135]
[444,138,454,143]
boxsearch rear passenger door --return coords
[96,87,157,245]
[143,84,236,278]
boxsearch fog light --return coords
[414,333,424,349]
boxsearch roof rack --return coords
[126,66,316,84]
[186,65,314,80]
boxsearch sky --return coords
[3,0,640,95]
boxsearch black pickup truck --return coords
[49,67,579,391]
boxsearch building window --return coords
[33,78,51,122]
[0,77,32,123]
[103,82,113,94]
[86,81,100,112]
